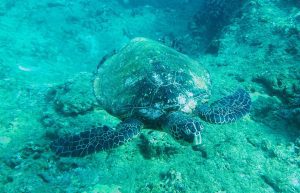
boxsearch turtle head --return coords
[163,112,204,145]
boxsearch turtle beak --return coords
[193,132,202,145]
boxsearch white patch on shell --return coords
[186,92,193,97]
[177,93,197,113]
[190,71,208,89]
[152,73,163,85]
[181,99,197,113]
[166,73,173,81]
[125,77,137,86]
[177,95,186,105]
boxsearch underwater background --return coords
[0,0,299,192]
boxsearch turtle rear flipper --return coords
[197,89,251,124]
[51,119,143,157]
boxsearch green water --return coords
[0,0,299,192]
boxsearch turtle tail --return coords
[50,119,143,157]
[196,89,251,124]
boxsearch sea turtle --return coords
[51,37,251,157]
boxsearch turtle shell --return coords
[94,37,211,121]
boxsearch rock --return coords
[261,174,281,192]
[83,184,121,193]
[21,142,45,159]
[138,169,189,193]
[252,71,300,104]
[138,132,181,160]
[193,0,245,42]
[285,40,299,56]
[251,95,281,122]
[295,137,300,155]
[40,112,56,128]
[56,159,80,172]
[251,69,300,130]
[252,72,285,95]
[192,145,208,158]
[6,175,13,183]
[37,172,51,183]
[250,94,297,130]
[295,12,300,23]
[205,39,220,54]
[0,136,11,146]
[49,72,97,115]
[3,142,47,171]
[277,107,300,126]
[159,169,188,193]
[4,156,22,169]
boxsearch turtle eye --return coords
[185,129,191,135]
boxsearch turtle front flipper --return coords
[197,89,251,124]
[50,119,143,157]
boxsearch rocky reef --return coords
[1,0,300,192]
[48,72,96,116]
[138,169,189,193]
[252,70,300,128]
[191,0,246,53]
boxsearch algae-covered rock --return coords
[49,72,97,115]
[159,169,188,193]
[251,69,300,129]
[277,107,300,127]
[192,0,245,49]
[138,169,189,193]
[252,70,300,104]
[251,95,282,127]
[295,137,300,154]
[83,184,121,193]
[41,72,120,137]
[251,92,300,131]
[138,131,182,160]
[41,108,119,139]
[261,158,300,192]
